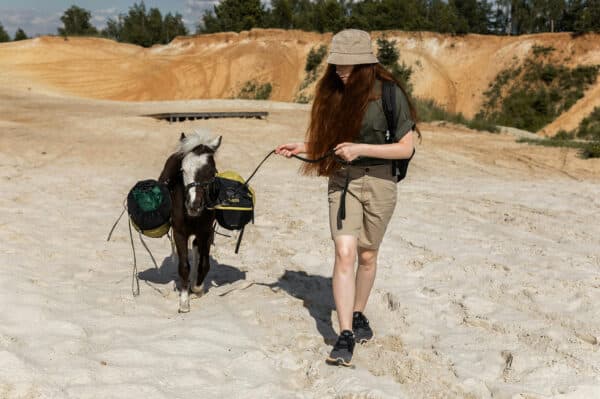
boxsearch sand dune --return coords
[1,30,599,136]
[1,58,600,399]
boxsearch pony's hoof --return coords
[179,291,190,313]
[191,285,204,295]
[178,306,190,313]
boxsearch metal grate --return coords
[146,112,268,122]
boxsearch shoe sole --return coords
[356,336,373,344]
[326,356,354,368]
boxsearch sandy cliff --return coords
[0,29,599,135]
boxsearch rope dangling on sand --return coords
[107,200,166,297]
[127,218,140,297]
[106,202,127,242]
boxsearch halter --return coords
[184,177,218,210]
[184,178,215,192]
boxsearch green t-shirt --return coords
[352,80,415,166]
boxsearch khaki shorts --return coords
[328,164,397,250]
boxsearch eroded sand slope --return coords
[1,29,599,135]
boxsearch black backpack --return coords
[381,80,416,182]
[210,171,254,231]
[206,171,255,254]
[127,179,172,238]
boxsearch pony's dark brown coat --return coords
[159,132,221,312]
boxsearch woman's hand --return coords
[275,142,306,157]
[334,142,363,162]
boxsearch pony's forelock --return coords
[177,129,217,154]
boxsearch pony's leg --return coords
[190,237,204,295]
[195,234,211,291]
[174,231,191,313]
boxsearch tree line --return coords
[0,0,598,46]
[0,24,28,42]
[203,0,600,35]
[0,2,187,47]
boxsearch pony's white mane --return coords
[177,129,217,154]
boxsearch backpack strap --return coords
[382,80,402,179]
[381,80,397,144]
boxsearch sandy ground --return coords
[1,83,600,399]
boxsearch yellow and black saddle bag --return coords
[127,179,171,238]
[210,171,255,231]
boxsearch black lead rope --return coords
[245,148,350,231]
[337,170,350,230]
[245,148,338,184]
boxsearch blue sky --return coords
[0,0,220,37]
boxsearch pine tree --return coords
[429,0,461,33]
[200,0,266,33]
[0,23,9,42]
[163,13,187,43]
[120,2,153,47]
[267,0,294,29]
[58,5,98,36]
[14,28,28,41]
[147,7,163,45]
[102,17,123,41]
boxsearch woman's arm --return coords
[275,142,307,157]
[334,131,414,162]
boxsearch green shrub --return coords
[574,106,600,140]
[416,98,498,133]
[255,83,272,100]
[305,45,327,73]
[416,98,450,122]
[541,64,559,83]
[238,80,257,98]
[580,142,600,158]
[517,136,600,159]
[299,70,318,91]
[466,117,499,133]
[376,36,399,67]
[238,80,272,100]
[532,44,556,57]
[376,36,413,93]
[565,65,599,89]
[483,68,518,108]
[295,93,311,104]
[554,129,575,140]
[479,58,599,132]
[391,62,414,94]
[516,137,584,149]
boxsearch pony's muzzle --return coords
[186,189,205,215]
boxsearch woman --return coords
[276,29,419,367]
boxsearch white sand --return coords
[1,86,600,399]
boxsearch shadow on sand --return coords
[139,256,334,343]
[138,254,246,294]
[262,270,337,344]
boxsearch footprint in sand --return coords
[383,291,401,311]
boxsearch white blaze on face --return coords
[181,153,211,205]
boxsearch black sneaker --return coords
[352,311,373,343]
[326,330,355,367]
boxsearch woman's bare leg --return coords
[354,247,378,313]
[332,235,358,332]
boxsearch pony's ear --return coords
[180,132,186,141]
[208,135,222,151]
[158,152,183,187]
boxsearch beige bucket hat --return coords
[326,29,379,65]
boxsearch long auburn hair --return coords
[303,63,420,176]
